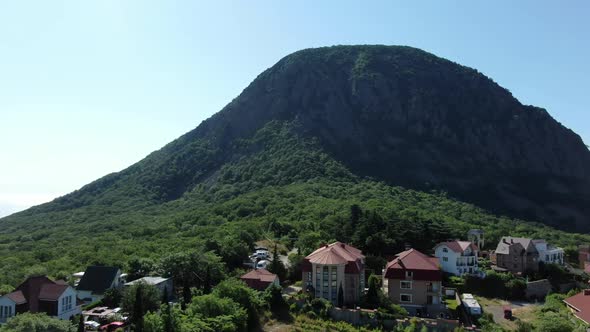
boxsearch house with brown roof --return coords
[240,269,279,291]
[302,242,365,306]
[492,237,539,274]
[383,249,443,316]
[434,241,480,276]
[564,289,590,325]
[0,276,81,324]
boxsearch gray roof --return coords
[125,276,169,286]
[495,237,536,255]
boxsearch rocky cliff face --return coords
[194,45,590,230]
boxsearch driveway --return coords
[478,297,539,330]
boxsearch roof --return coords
[240,269,278,291]
[305,242,364,265]
[564,290,590,324]
[5,290,27,305]
[384,249,442,281]
[435,241,478,253]
[495,237,537,255]
[125,277,170,286]
[77,266,121,294]
[39,283,68,300]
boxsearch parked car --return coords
[503,306,512,319]
[256,260,269,269]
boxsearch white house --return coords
[533,240,565,265]
[434,241,480,276]
[0,276,81,324]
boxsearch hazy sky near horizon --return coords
[1,1,589,216]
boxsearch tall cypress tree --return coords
[337,283,344,308]
[133,286,144,332]
[77,314,85,332]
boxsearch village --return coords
[1,228,590,331]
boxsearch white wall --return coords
[435,245,459,275]
[0,296,16,324]
[57,287,81,320]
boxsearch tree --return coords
[267,244,287,282]
[0,284,15,296]
[160,251,226,299]
[121,282,162,331]
[143,311,163,332]
[77,315,84,332]
[0,312,75,332]
[186,294,247,332]
[535,311,574,332]
[127,257,155,282]
[102,288,122,308]
[213,279,262,330]
[365,274,381,308]
[337,283,344,308]
[160,304,181,332]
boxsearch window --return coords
[0,306,13,318]
[443,248,448,253]
[400,281,412,289]
[400,294,412,303]
[442,257,448,262]
[405,271,413,278]
[61,295,73,312]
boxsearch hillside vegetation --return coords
[2,45,590,287]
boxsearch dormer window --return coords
[443,248,448,253]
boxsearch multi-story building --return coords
[434,241,480,276]
[492,237,539,274]
[302,242,365,306]
[533,240,564,265]
[383,249,443,316]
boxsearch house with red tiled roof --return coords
[0,276,81,324]
[564,289,590,325]
[302,242,365,306]
[383,249,443,315]
[240,269,279,291]
[434,241,480,276]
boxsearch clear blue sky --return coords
[1,1,588,216]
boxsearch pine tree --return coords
[134,286,144,332]
[161,286,168,304]
[337,283,344,308]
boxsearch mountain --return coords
[1,45,589,285]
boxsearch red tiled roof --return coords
[435,241,478,253]
[241,269,278,283]
[564,290,590,324]
[384,249,442,281]
[39,284,68,301]
[240,269,278,291]
[306,242,364,265]
[6,290,27,305]
[302,242,364,275]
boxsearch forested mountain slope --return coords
[1,45,589,286]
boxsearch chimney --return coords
[341,243,346,248]
[503,238,509,245]
[405,244,412,251]
[584,289,590,296]
[510,239,514,244]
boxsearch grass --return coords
[444,298,459,310]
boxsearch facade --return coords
[0,276,81,324]
[493,237,539,274]
[76,266,123,303]
[564,289,590,325]
[467,229,485,250]
[302,242,365,306]
[533,240,564,265]
[125,277,174,301]
[579,245,590,271]
[383,249,443,315]
[434,241,480,276]
[240,269,279,291]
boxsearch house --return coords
[383,249,443,316]
[579,245,590,271]
[125,277,174,301]
[492,237,539,274]
[564,289,590,325]
[434,241,480,276]
[240,269,279,291]
[532,239,564,265]
[467,229,485,250]
[302,242,365,306]
[0,276,81,324]
[76,266,124,303]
